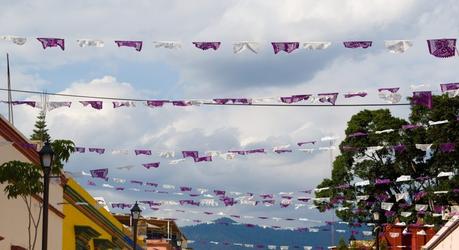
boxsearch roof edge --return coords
[0,114,40,165]
[423,216,459,250]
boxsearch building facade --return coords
[381,224,436,250]
[113,214,189,250]
[423,216,459,250]
[0,115,64,250]
[63,177,135,250]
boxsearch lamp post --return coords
[373,210,381,250]
[39,141,54,250]
[348,234,356,248]
[131,201,142,250]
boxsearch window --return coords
[11,246,26,250]
[76,238,90,250]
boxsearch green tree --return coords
[315,95,459,228]
[50,139,75,175]
[337,237,349,250]
[30,111,75,174]
[0,161,43,250]
[30,111,51,142]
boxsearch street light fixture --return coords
[39,140,54,250]
[373,210,381,250]
[131,201,142,250]
[373,211,380,222]
[348,233,356,248]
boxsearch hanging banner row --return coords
[1,36,458,57]
[5,83,459,110]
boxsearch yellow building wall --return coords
[63,178,129,249]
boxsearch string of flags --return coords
[43,109,454,208]
[186,239,332,250]
[3,83,459,110]
[91,186,458,246]
[158,215,434,240]
[185,235,435,250]
[150,216,321,232]
[73,118,457,157]
[75,197,376,231]
[1,36,459,57]
[104,199,446,233]
[77,165,459,230]
[68,199,436,249]
[77,172,317,209]
[65,115,459,168]
[6,112,458,168]
[139,207,323,226]
[77,198,442,250]
[73,166,459,215]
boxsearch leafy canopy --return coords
[315,95,459,226]
[0,161,43,199]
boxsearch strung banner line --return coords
[1,83,459,110]
[66,113,459,161]
[186,239,342,250]
[79,176,316,209]
[14,113,458,165]
[97,190,450,231]
[65,197,439,250]
[69,167,318,199]
[315,172,459,201]
[312,175,459,223]
[186,232,434,250]
[188,239,331,250]
[3,88,456,109]
[147,216,317,232]
[95,174,459,211]
[108,199,342,229]
[1,36,458,57]
[144,207,323,226]
[77,166,459,217]
[63,117,458,201]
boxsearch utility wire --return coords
[0,87,412,107]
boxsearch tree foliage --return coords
[315,95,459,227]
[51,139,75,174]
[0,161,43,199]
[0,161,43,249]
[30,110,51,142]
[29,110,75,174]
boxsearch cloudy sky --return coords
[1,0,459,237]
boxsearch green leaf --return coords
[0,161,43,199]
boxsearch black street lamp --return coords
[373,210,381,250]
[39,141,54,250]
[131,201,142,250]
[348,233,356,249]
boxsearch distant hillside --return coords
[181,217,369,250]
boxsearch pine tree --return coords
[30,110,51,142]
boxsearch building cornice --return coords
[0,116,40,165]
[63,185,133,249]
[0,116,65,219]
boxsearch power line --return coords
[203,103,411,107]
[0,87,412,107]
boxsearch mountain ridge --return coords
[181,217,369,249]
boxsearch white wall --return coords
[0,136,63,250]
[432,226,459,250]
